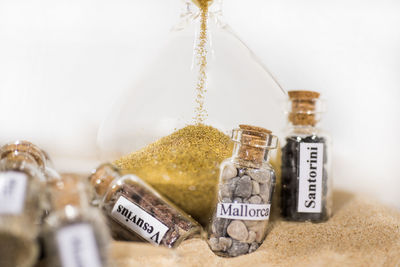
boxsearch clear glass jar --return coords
[280,90,332,222]
[43,176,110,267]
[89,164,202,248]
[207,125,278,257]
[0,142,47,267]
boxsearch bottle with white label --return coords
[280,90,332,222]
[43,176,110,267]
[207,125,278,257]
[0,141,47,267]
[89,164,201,248]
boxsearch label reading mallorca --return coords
[297,143,324,213]
[216,203,271,221]
[111,196,169,245]
[56,223,102,267]
[0,171,28,214]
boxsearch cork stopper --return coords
[233,125,277,164]
[288,90,321,126]
[49,174,87,211]
[0,141,46,169]
[89,163,120,199]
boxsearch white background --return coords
[0,0,399,207]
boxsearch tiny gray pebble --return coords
[234,176,252,198]
[222,165,238,181]
[247,170,268,184]
[219,237,232,251]
[238,168,246,177]
[228,241,250,257]
[227,220,248,241]
[259,183,270,201]
[249,195,262,204]
[248,242,259,253]
[209,237,222,251]
[212,218,229,237]
[252,181,260,195]
[228,176,240,192]
[220,184,232,199]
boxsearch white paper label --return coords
[216,203,271,220]
[111,196,169,245]
[297,143,324,213]
[56,223,102,267]
[0,171,27,214]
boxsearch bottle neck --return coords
[0,151,41,173]
[89,164,120,203]
[232,142,270,168]
[181,0,223,19]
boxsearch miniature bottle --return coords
[0,141,47,267]
[207,125,278,257]
[43,175,110,267]
[280,90,332,222]
[89,164,202,248]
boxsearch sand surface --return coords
[109,191,400,267]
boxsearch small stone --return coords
[220,184,232,199]
[233,197,242,203]
[259,182,270,202]
[247,170,268,184]
[212,218,230,237]
[248,222,266,243]
[209,237,222,251]
[238,168,246,177]
[228,176,240,192]
[219,237,232,251]
[252,181,260,195]
[234,176,252,198]
[248,242,259,253]
[222,165,237,181]
[227,220,248,241]
[227,241,249,257]
[246,231,256,243]
[249,195,262,204]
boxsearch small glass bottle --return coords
[0,141,47,267]
[89,164,202,248]
[280,90,332,222]
[207,125,278,257]
[43,175,110,267]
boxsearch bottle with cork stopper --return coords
[0,141,48,267]
[207,124,278,257]
[89,163,202,248]
[280,90,332,222]
[43,175,110,267]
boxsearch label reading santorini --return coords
[297,143,324,213]
[56,224,102,267]
[216,203,271,221]
[111,196,169,245]
[0,171,27,214]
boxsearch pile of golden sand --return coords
[110,191,400,267]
